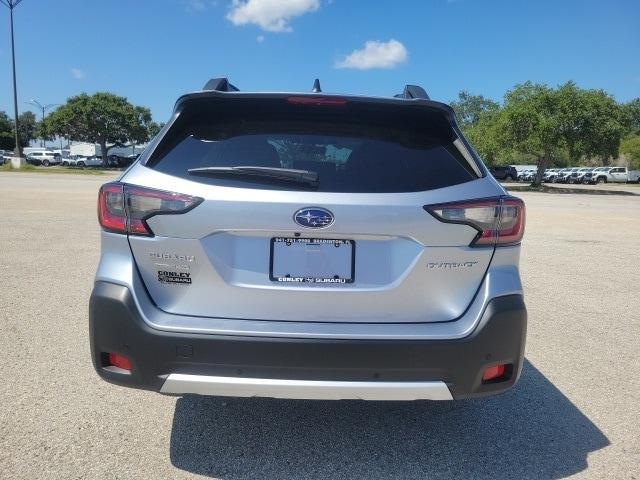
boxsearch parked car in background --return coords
[124,153,140,166]
[552,168,569,183]
[489,165,518,181]
[26,151,61,166]
[107,154,138,168]
[582,167,606,184]
[76,156,105,167]
[0,149,9,164]
[554,167,580,183]
[629,170,640,183]
[60,155,85,166]
[606,167,638,183]
[583,166,632,184]
[569,168,593,184]
[517,169,537,182]
[543,168,561,182]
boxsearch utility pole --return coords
[26,99,58,147]
[1,0,24,157]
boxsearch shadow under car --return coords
[169,360,608,480]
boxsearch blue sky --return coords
[1,0,639,123]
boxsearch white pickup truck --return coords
[585,167,640,184]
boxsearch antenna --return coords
[395,84,429,100]
[312,78,322,93]
[202,77,239,92]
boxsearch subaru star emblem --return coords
[294,207,334,228]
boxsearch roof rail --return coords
[395,84,430,100]
[202,77,239,92]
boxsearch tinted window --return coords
[148,98,476,193]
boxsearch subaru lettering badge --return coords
[294,207,334,228]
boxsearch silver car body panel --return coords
[118,164,507,324]
[159,374,454,400]
[95,231,521,340]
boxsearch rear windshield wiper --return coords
[187,166,319,188]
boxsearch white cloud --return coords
[335,39,408,70]
[227,0,320,32]
[71,68,86,79]
[256,35,265,43]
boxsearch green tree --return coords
[17,111,37,147]
[464,112,505,165]
[494,81,627,185]
[622,98,640,135]
[494,82,564,185]
[0,111,37,150]
[147,121,164,139]
[620,135,640,170]
[450,91,500,129]
[41,93,155,166]
[566,86,627,165]
[0,111,14,151]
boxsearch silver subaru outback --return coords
[90,78,527,401]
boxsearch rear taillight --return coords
[98,182,202,236]
[97,183,126,232]
[425,196,525,247]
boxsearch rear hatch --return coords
[124,93,501,323]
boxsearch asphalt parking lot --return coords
[1,172,638,479]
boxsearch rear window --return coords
[148,97,477,193]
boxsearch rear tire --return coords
[42,159,50,167]
[77,161,85,167]
[597,176,606,184]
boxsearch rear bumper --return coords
[160,374,453,401]
[89,282,527,400]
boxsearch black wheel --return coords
[77,161,85,167]
[505,175,513,182]
[62,161,68,166]
[42,159,50,167]
[597,176,606,184]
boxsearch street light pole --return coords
[26,99,58,147]
[1,0,24,157]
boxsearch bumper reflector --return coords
[482,364,507,382]
[107,352,132,372]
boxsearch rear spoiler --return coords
[201,76,430,100]
[150,77,484,177]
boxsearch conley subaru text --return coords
[90,78,527,400]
